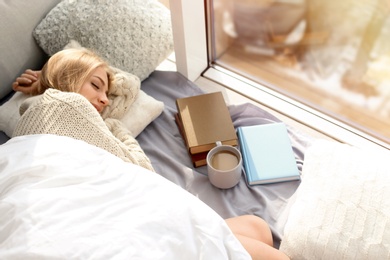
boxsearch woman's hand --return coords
[12,69,41,95]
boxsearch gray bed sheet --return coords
[138,70,314,247]
[0,70,314,247]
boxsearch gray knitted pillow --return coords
[33,0,173,81]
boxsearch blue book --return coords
[237,123,300,185]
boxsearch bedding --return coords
[135,71,314,248]
[0,134,250,259]
[280,140,390,259]
[0,70,313,250]
[0,0,309,256]
[2,0,390,258]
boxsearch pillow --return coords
[33,0,173,81]
[0,92,26,138]
[121,90,164,137]
[279,140,390,260]
[0,0,62,100]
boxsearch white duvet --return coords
[0,134,249,259]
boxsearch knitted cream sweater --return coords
[13,89,154,172]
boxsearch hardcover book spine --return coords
[237,127,252,183]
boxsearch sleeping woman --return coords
[12,48,289,260]
[12,48,154,172]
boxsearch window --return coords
[169,0,389,150]
[207,0,390,147]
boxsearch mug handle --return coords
[216,141,222,147]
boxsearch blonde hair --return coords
[38,48,113,94]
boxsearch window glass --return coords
[210,0,390,144]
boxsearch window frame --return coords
[169,0,390,152]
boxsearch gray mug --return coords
[206,141,242,189]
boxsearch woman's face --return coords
[79,66,109,113]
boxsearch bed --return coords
[1,1,390,259]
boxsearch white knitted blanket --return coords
[100,66,140,120]
[280,140,390,259]
[13,89,154,172]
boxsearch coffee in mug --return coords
[211,151,239,171]
[207,141,242,189]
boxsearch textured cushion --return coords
[0,0,62,100]
[280,140,390,260]
[33,0,173,81]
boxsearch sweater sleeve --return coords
[105,118,155,172]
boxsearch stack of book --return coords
[175,92,238,167]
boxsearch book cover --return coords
[176,92,237,154]
[190,151,208,167]
[237,123,300,185]
[175,113,207,167]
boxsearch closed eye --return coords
[92,82,100,89]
